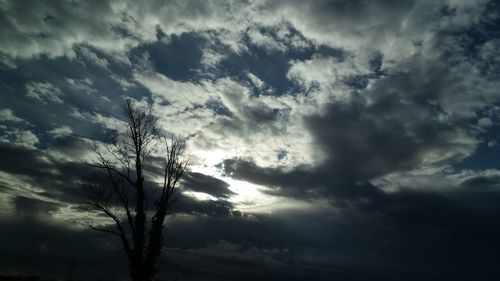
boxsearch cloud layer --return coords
[1,0,500,280]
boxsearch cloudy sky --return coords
[1,0,500,280]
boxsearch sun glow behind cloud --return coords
[190,149,281,213]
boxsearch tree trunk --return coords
[143,203,168,281]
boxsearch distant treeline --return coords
[0,275,55,281]
[0,274,117,281]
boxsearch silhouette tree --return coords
[86,99,188,281]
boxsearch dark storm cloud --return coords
[12,196,60,217]
[0,142,53,179]
[4,186,500,281]
[182,172,235,199]
[164,185,500,281]
[306,69,461,180]
[162,242,346,281]
[0,141,108,209]
[0,216,126,280]
[0,204,346,281]
[48,135,89,155]
[362,187,500,280]
[171,194,234,217]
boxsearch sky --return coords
[1,0,500,280]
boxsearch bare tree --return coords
[85,98,188,281]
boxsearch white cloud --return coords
[247,72,265,89]
[200,46,226,69]
[48,126,73,138]
[134,71,217,110]
[0,108,25,123]
[65,78,96,94]
[0,0,491,77]
[110,74,136,91]
[131,61,322,169]
[478,117,493,127]
[83,112,127,132]
[186,78,324,168]
[373,167,500,193]
[247,27,287,53]
[287,55,371,102]
[76,46,110,68]
[25,81,63,104]
[0,0,142,61]
[0,126,39,149]
[14,130,39,148]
